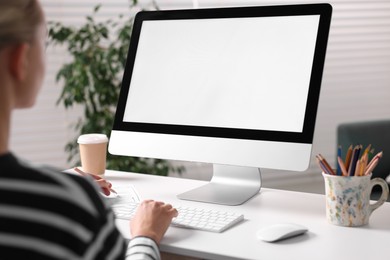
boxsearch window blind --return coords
[10,1,390,191]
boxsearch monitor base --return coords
[177,164,262,206]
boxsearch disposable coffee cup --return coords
[77,134,108,175]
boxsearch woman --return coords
[0,1,177,259]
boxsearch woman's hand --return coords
[130,200,178,244]
[74,167,116,196]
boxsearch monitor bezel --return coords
[112,3,332,144]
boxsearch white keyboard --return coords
[111,201,244,233]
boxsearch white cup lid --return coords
[77,134,108,144]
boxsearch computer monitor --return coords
[109,3,332,205]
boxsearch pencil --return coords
[316,156,326,172]
[354,159,361,176]
[363,144,371,157]
[337,156,348,176]
[317,158,334,175]
[336,145,342,176]
[317,154,335,175]
[344,145,353,172]
[348,145,361,176]
[359,154,367,176]
[365,151,383,174]
[364,156,380,176]
[316,156,330,175]
[360,144,372,176]
[316,157,329,174]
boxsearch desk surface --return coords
[105,170,390,260]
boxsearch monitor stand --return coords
[177,164,262,206]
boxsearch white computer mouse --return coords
[256,223,308,242]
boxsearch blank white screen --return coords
[123,15,320,133]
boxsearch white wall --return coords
[10,0,390,194]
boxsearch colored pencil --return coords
[354,159,361,176]
[336,145,342,176]
[317,154,335,175]
[347,145,358,176]
[359,153,368,176]
[365,151,383,175]
[317,145,382,178]
[364,156,380,176]
[363,144,371,157]
[344,145,353,172]
[337,156,348,176]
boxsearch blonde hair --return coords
[0,0,43,48]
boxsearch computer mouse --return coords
[256,223,308,242]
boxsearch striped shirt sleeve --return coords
[127,236,161,260]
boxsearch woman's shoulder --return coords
[0,156,124,259]
[1,153,107,216]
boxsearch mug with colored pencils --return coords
[317,145,389,227]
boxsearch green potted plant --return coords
[48,1,183,176]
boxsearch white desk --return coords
[106,170,390,260]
